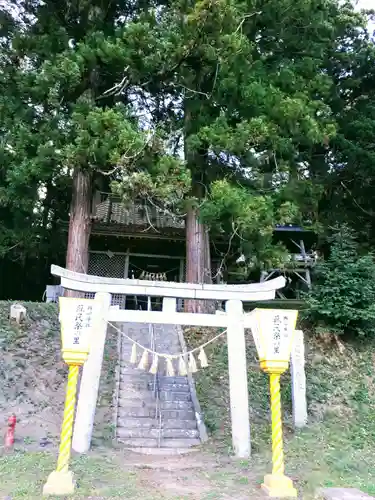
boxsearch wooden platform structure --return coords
[260,225,317,300]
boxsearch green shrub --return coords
[306,227,375,337]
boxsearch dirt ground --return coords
[0,303,118,450]
[0,446,276,499]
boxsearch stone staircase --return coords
[114,323,205,451]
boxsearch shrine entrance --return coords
[52,264,288,458]
[87,251,184,310]
[127,255,182,311]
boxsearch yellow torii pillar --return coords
[250,308,299,498]
[43,297,95,496]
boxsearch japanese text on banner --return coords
[73,303,93,346]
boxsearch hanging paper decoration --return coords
[178,355,188,376]
[198,347,208,368]
[149,354,159,375]
[138,271,167,281]
[188,352,198,373]
[138,350,149,370]
[108,320,228,379]
[166,357,175,376]
[130,343,137,364]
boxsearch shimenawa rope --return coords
[106,320,226,374]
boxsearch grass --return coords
[0,301,59,346]
[285,420,375,496]
[0,451,142,499]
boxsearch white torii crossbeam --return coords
[51,264,285,301]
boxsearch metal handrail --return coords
[148,297,162,448]
[149,322,158,397]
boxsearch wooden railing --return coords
[92,191,184,229]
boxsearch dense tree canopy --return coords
[0,0,374,302]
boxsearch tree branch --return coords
[340,181,374,217]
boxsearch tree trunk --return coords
[65,168,92,297]
[185,201,212,312]
[183,98,212,312]
[203,227,212,285]
[186,202,205,284]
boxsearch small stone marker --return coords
[290,330,307,428]
[318,488,375,500]
[10,304,26,324]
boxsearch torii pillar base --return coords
[43,470,75,496]
[261,474,297,498]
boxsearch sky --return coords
[356,0,372,8]
[355,0,375,31]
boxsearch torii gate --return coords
[51,264,286,458]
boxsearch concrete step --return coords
[159,391,192,402]
[153,344,181,352]
[155,383,190,392]
[119,366,141,373]
[121,348,149,355]
[119,360,151,367]
[162,419,197,429]
[117,406,195,420]
[121,347,155,356]
[118,387,152,396]
[118,397,156,408]
[120,368,155,377]
[162,428,199,438]
[161,409,195,420]
[158,376,189,384]
[119,372,153,382]
[119,381,153,392]
[121,338,153,344]
[119,396,193,410]
[117,428,199,439]
[121,333,151,340]
[117,417,197,430]
[123,448,198,456]
[119,380,153,394]
[118,389,192,403]
[117,417,157,428]
[120,374,151,383]
[118,438,201,448]
[120,372,149,381]
[118,387,153,399]
[117,407,156,418]
[160,401,194,410]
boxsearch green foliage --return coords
[1,0,375,296]
[306,227,375,337]
[63,104,147,170]
[112,153,191,207]
[0,0,190,292]
[201,179,299,271]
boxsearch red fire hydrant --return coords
[4,415,16,449]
